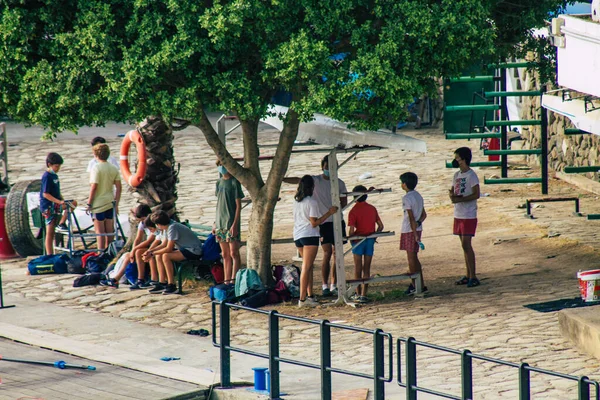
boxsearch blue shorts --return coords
[351,238,375,256]
[94,208,114,221]
[294,237,320,247]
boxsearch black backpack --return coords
[240,289,268,308]
[73,273,103,287]
[67,250,89,274]
[85,252,112,273]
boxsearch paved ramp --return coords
[0,338,207,400]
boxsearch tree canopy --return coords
[0,0,572,276]
[1,0,572,135]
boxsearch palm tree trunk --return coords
[132,116,179,220]
[115,115,178,259]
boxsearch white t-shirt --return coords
[137,221,153,238]
[293,196,320,240]
[452,169,480,219]
[401,190,424,233]
[312,174,347,223]
[87,156,120,173]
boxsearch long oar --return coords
[0,356,96,370]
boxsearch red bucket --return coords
[488,137,500,161]
[577,269,600,302]
[0,195,17,259]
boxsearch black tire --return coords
[6,179,43,256]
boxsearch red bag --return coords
[267,280,291,304]
[211,262,225,284]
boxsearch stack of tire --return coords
[6,179,43,256]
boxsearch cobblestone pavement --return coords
[4,124,600,399]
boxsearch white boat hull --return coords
[261,105,427,153]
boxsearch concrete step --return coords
[559,306,600,359]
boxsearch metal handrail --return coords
[211,302,599,399]
[212,301,393,399]
[397,336,599,400]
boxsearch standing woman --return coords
[87,143,121,250]
[293,175,338,308]
[213,160,244,283]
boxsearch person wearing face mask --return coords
[449,147,480,288]
[213,160,245,283]
[284,155,347,297]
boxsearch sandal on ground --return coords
[455,276,469,285]
[467,278,480,288]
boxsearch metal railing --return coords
[211,301,393,399]
[398,337,600,400]
[211,302,600,399]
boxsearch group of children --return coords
[100,205,204,294]
[292,147,480,307]
[39,138,244,294]
[40,137,480,301]
[40,137,121,255]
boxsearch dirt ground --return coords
[266,187,600,322]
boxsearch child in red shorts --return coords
[400,172,427,294]
[449,147,480,288]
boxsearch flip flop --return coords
[467,278,480,288]
[187,329,210,337]
[455,276,469,285]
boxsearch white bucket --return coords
[577,269,600,302]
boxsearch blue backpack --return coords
[28,254,69,275]
[202,233,221,262]
[235,268,264,298]
[125,262,138,284]
[209,283,236,302]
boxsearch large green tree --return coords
[0,0,570,282]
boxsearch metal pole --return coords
[217,115,227,146]
[373,329,385,400]
[578,376,591,400]
[540,87,549,195]
[461,350,473,400]
[406,337,417,400]
[500,68,508,178]
[329,150,346,304]
[219,302,232,388]
[519,363,530,400]
[0,123,8,188]
[320,320,332,400]
[0,357,96,370]
[269,311,280,399]
[0,265,15,309]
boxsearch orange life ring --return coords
[120,129,147,187]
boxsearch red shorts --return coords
[453,218,477,236]
[400,231,422,253]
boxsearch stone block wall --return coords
[518,70,600,181]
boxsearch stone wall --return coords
[519,69,600,180]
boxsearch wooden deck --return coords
[0,338,207,400]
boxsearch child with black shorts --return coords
[149,211,203,294]
[293,175,337,308]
